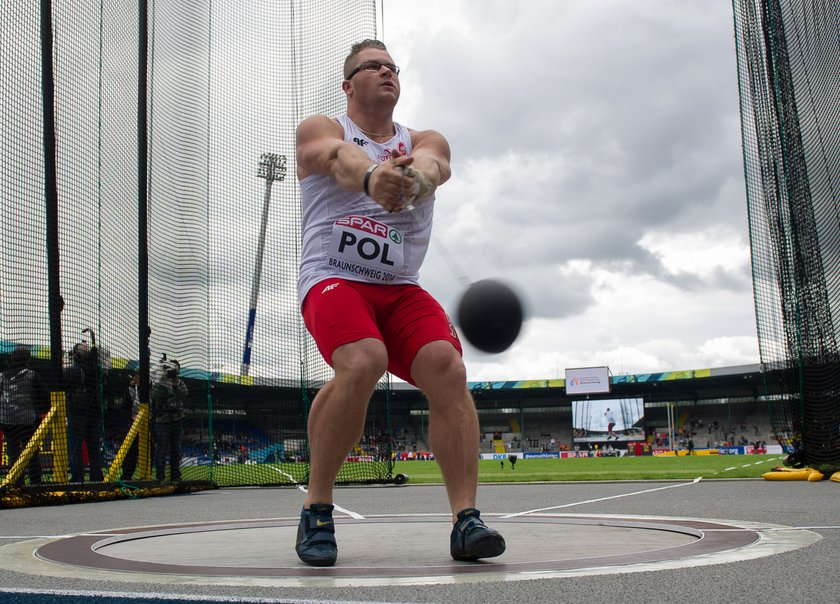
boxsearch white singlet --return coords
[297,114,435,305]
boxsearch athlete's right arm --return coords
[295,115,372,187]
[296,115,413,211]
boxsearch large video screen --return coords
[572,398,645,442]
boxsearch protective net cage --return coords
[732,0,839,468]
[0,1,399,507]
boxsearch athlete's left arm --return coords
[409,129,452,189]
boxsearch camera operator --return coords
[0,346,49,485]
[65,342,104,483]
[152,358,188,482]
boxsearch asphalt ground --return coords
[0,478,837,603]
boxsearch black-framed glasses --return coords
[346,61,400,80]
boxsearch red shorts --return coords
[302,278,462,385]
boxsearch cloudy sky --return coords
[375,0,760,381]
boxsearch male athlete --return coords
[293,39,505,567]
[605,407,617,440]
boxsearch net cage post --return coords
[732,0,840,469]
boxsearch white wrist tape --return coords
[400,166,433,203]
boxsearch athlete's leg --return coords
[410,340,478,521]
[385,286,503,560]
[301,279,386,507]
[304,337,387,507]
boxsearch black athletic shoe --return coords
[295,503,338,566]
[450,508,506,561]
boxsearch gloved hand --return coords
[398,166,434,207]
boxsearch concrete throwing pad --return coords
[5,514,820,587]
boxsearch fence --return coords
[1,0,396,507]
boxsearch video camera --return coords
[159,355,180,379]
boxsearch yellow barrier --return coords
[762,467,824,481]
[104,403,151,482]
[1,390,68,487]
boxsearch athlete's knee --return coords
[411,341,467,390]
[332,338,388,385]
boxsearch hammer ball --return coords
[456,279,524,353]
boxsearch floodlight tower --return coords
[241,152,286,378]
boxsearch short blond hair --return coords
[343,39,388,79]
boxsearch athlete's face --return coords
[343,48,401,107]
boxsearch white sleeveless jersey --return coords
[297,114,434,304]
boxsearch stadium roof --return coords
[2,340,777,408]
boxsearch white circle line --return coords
[0,514,821,588]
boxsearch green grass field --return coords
[176,453,785,486]
[394,454,786,483]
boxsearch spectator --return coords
[0,346,49,485]
[152,358,188,482]
[65,342,104,483]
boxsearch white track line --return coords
[502,476,703,518]
[760,525,840,531]
[0,587,410,603]
[502,456,783,519]
[505,454,783,520]
[0,535,75,539]
[332,503,365,519]
[266,465,365,519]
